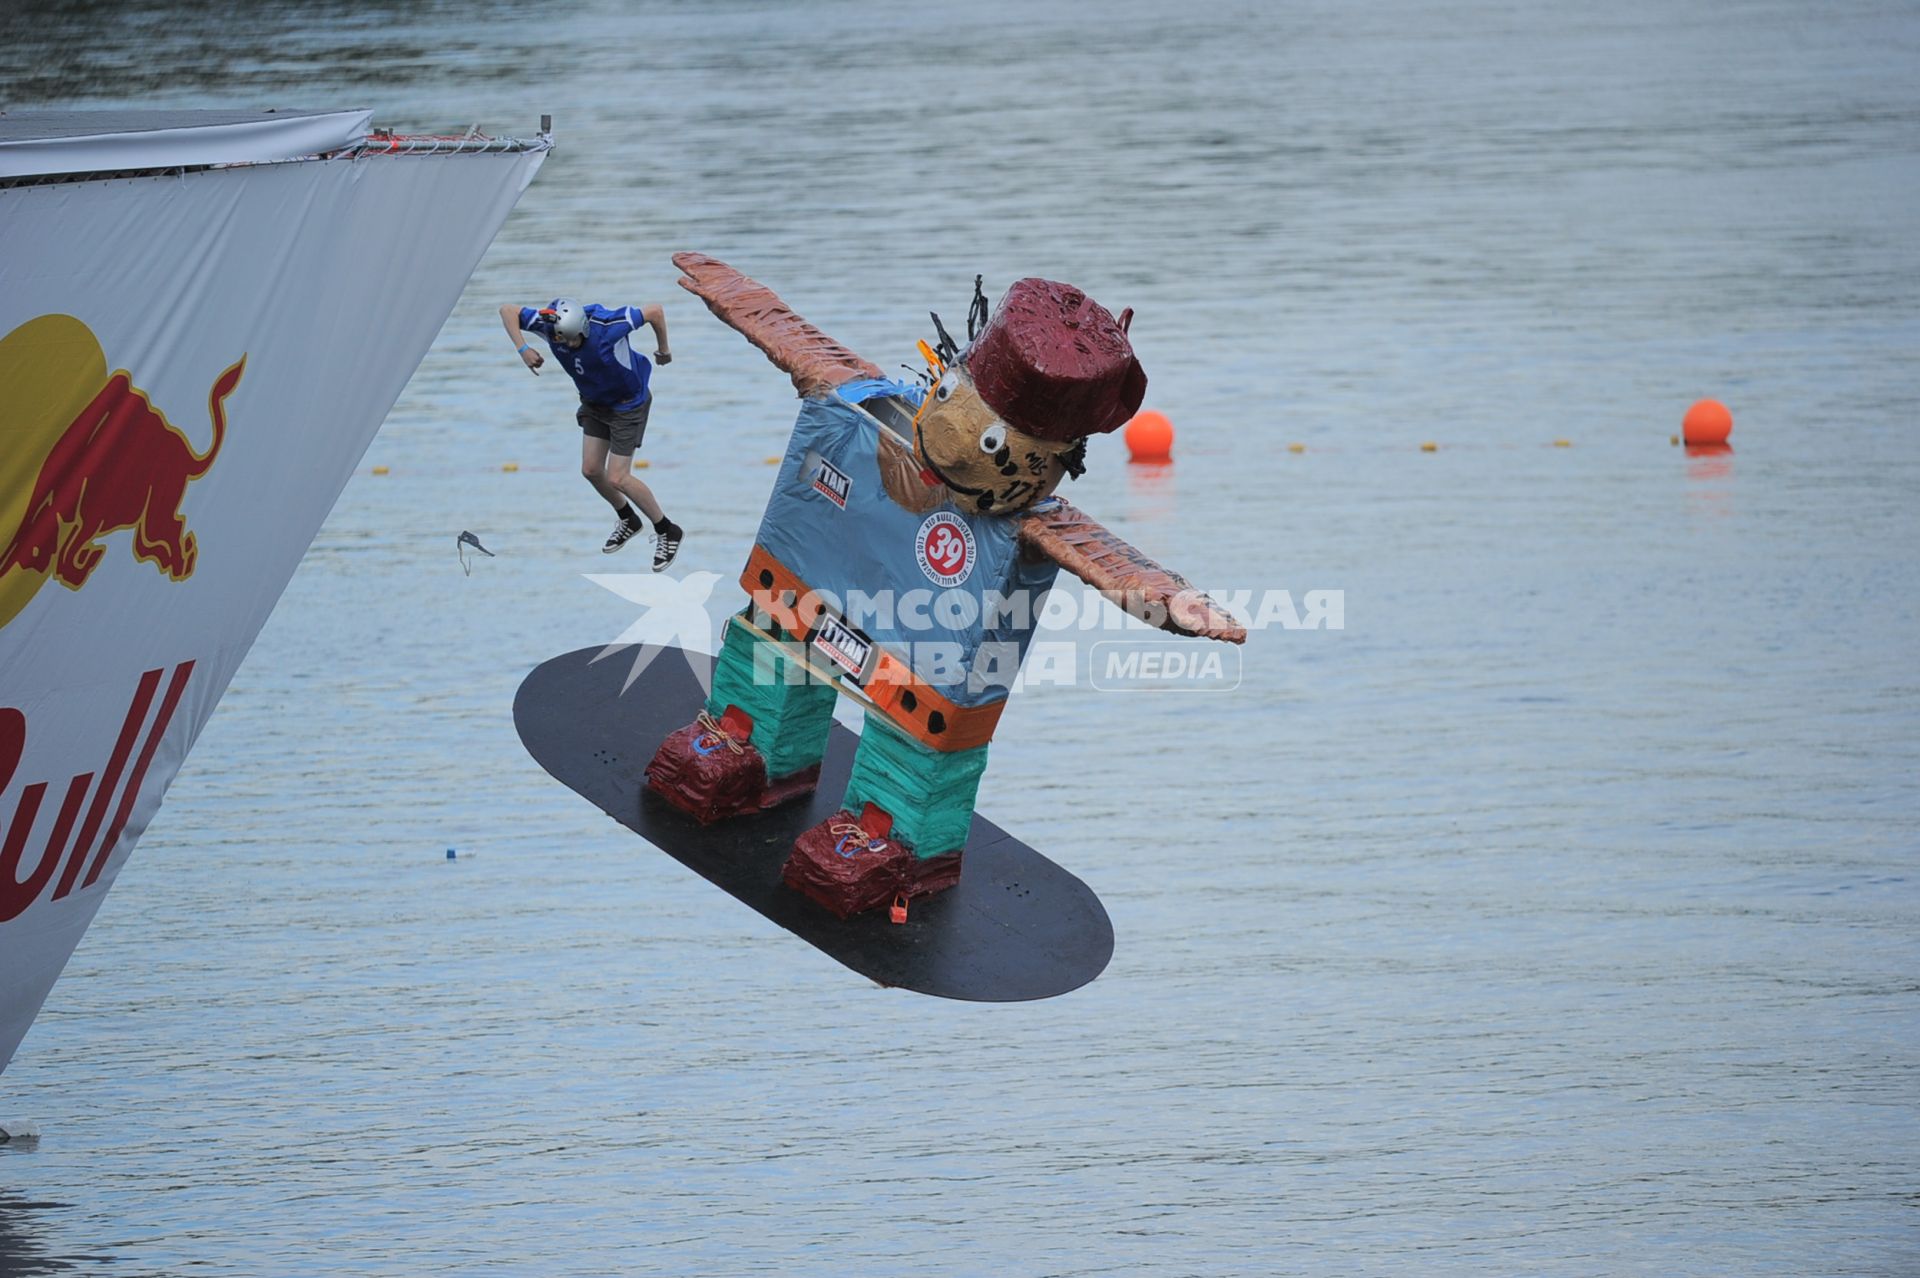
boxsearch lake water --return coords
[2,1,1917,1273]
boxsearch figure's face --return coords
[913,364,1072,513]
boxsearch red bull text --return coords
[0,663,195,921]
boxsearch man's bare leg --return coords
[603,453,665,524]
[580,435,628,509]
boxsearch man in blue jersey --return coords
[499,297,683,569]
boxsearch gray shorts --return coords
[577,397,651,457]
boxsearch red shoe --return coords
[902,847,963,898]
[645,707,765,823]
[784,803,969,917]
[784,805,912,918]
[646,706,821,823]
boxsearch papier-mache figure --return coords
[646,254,1244,919]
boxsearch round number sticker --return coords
[915,512,976,587]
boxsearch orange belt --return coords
[739,543,1005,753]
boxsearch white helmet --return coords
[542,297,588,345]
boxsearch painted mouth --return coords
[913,413,996,507]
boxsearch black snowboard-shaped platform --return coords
[514,645,1114,1001]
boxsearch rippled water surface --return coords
[3,1,1918,1273]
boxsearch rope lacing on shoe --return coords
[693,710,746,755]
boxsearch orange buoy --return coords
[1683,399,1733,447]
[1124,410,1174,463]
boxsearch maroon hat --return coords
[965,278,1147,443]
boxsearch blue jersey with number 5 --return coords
[520,303,652,410]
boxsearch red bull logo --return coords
[0,662,194,921]
[0,315,244,629]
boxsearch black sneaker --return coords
[652,523,682,572]
[602,519,643,554]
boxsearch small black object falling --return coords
[457,530,496,575]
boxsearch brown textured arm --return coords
[672,252,883,398]
[1018,499,1247,643]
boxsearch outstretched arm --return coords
[1019,499,1246,643]
[640,303,671,364]
[671,252,881,397]
[498,303,543,375]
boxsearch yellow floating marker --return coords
[1420,441,1438,452]
[1553,439,1572,448]
[1669,434,1680,446]
[764,455,782,464]
[633,458,650,469]
[1288,442,1306,454]
[502,462,520,472]
[371,465,390,475]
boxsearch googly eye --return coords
[979,423,1006,454]
[935,369,958,402]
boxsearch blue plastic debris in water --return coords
[446,848,457,860]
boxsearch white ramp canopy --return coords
[0,110,550,1074]
[0,108,374,179]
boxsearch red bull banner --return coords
[0,133,546,1073]
[0,315,245,626]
